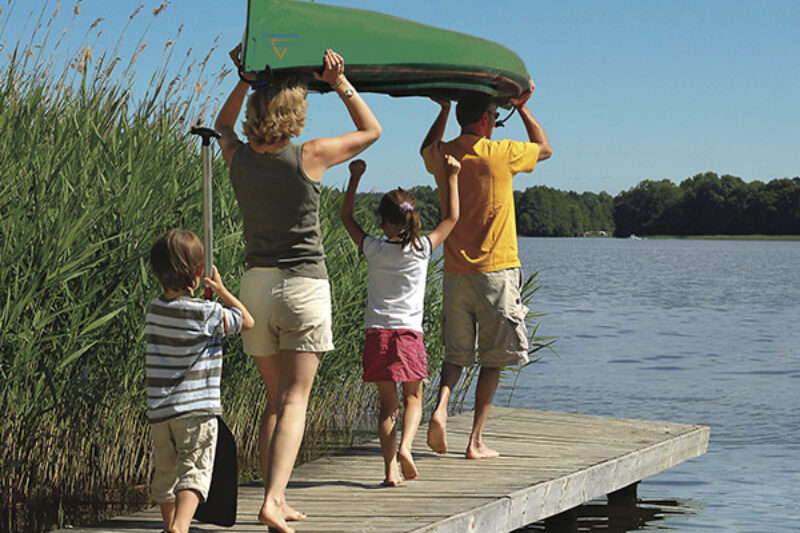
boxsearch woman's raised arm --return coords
[214,45,249,166]
[302,49,382,181]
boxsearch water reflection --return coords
[515,496,698,532]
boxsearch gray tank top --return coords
[229,142,327,279]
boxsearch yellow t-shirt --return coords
[422,135,540,274]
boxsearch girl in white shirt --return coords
[341,156,460,486]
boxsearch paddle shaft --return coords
[190,126,221,299]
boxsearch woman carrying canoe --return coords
[215,46,381,533]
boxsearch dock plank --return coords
[61,408,709,532]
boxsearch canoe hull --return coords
[243,0,530,103]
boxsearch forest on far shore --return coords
[354,172,800,238]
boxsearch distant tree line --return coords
[355,185,615,236]
[350,172,800,237]
[613,172,800,237]
[514,187,615,236]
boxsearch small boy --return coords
[146,229,254,533]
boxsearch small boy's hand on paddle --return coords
[443,154,460,175]
[348,159,366,180]
[314,48,345,86]
[203,266,227,296]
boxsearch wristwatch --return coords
[343,88,354,98]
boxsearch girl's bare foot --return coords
[465,438,499,460]
[397,447,418,480]
[426,412,448,454]
[382,462,403,487]
[258,499,295,533]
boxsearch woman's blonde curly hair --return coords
[242,77,308,145]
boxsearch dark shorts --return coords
[362,328,428,383]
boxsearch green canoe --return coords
[242,0,530,104]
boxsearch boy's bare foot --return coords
[465,438,499,460]
[380,477,403,487]
[397,447,418,480]
[258,500,295,533]
[426,413,448,454]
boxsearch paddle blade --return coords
[195,417,238,527]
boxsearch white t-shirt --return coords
[362,235,433,332]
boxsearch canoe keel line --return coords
[242,0,531,104]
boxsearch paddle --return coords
[189,126,238,527]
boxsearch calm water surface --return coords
[501,238,800,532]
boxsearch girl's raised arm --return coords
[340,159,368,248]
[427,154,461,250]
[302,50,382,181]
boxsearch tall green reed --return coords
[1,3,239,530]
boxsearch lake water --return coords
[498,237,800,532]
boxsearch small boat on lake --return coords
[241,0,531,104]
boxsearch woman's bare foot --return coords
[380,477,403,487]
[282,502,307,522]
[465,438,499,460]
[258,499,295,533]
[397,447,418,480]
[426,412,448,454]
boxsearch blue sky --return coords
[3,0,798,195]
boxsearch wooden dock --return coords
[63,407,709,532]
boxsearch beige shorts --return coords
[441,268,529,368]
[240,267,334,356]
[150,415,217,503]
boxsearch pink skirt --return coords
[362,328,428,383]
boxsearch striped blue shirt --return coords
[145,295,243,423]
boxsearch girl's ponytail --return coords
[378,189,423,251]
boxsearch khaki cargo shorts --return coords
[150,415,217,503]
[441,267,529,368]
[240,267,334,356]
